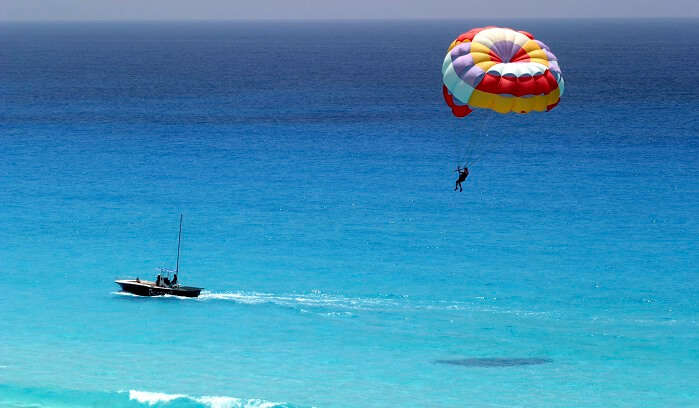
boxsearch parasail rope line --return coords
[468,111,501,168]
[460,116,480,167]
[452,116,470,169]
[464,111,496,168]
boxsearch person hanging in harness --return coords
[454,165,469,192]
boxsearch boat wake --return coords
[196,290,546,317]
[114,290,551,319]
[197,290,411,314]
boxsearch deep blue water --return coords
[0,19,698,408]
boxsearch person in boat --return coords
[171,274,177,286]
[454,165,469,192]
[163,276,171,287]
[136,277,140,283]
[155,274,162,287]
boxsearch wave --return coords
[128,390,291,408]
[0,384,304,408]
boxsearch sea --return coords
[0,19,697,408]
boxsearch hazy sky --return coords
[2,0,698,21]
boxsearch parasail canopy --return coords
[442,26,564,117]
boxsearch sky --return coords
[1,0,698,21]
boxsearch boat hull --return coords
[115,280,202,298]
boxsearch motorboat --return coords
[115,214,203,298]
[115,276,202,298]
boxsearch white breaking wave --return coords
[198,396,283,408]
[128,390,285,408]
[129,390,187,405]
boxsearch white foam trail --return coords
[112,291,141,297]
[197,291,514,315]
[118,289,548,319]
[197,291,401,312]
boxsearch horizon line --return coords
[1,16,698,23]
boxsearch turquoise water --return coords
[0,20,698,407]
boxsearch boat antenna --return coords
[175,213,183,276]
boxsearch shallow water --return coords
[0,19,698,408]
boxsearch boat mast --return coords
[175,214,183,276]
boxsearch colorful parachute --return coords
[442,27,564,117]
